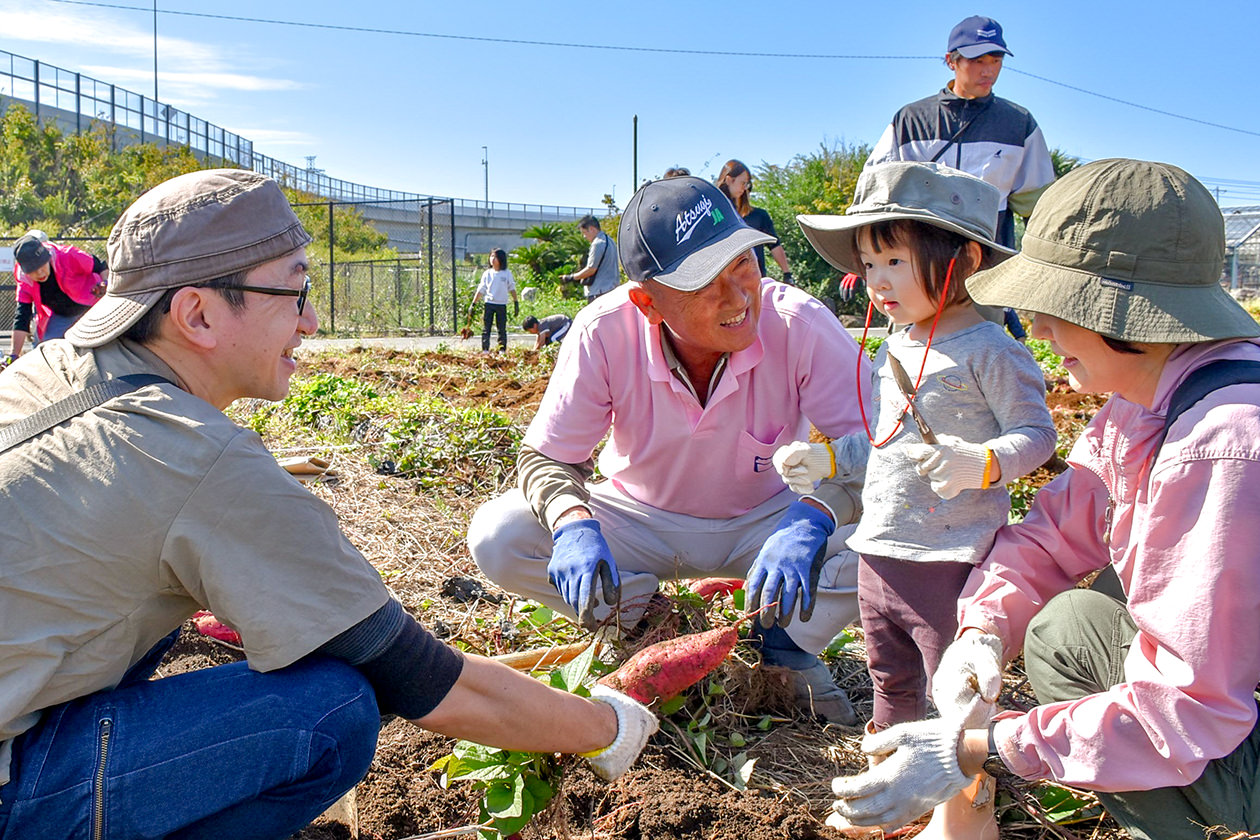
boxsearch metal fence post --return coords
[427,198,436,334]
[328,201,336,333]
[449,199,456,333]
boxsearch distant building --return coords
[1224,206,1260,293]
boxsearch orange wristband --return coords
[979,448,994,490]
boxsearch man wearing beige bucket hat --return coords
[0,170,656,837]
[829,159,1260,840]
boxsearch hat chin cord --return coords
[854,251,959,447]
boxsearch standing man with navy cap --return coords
[866,15,1055,251]
[470,176,872,725]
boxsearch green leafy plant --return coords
[282,373,379,437]
[1025,337,1067,379]
[430,644,600,839]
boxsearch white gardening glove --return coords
[931,632,1004,728]
[581,684,659,781]
[903,434,992,500]
[772,441,835,495]
[830,716,970,829]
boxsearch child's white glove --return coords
[902,434,993,500]
[931,632,1004,728]
[582,684,659,781]
[772,441,835,495]
[830,716,971,828]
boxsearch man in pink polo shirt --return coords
[470,176,872,724]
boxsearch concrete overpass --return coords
[338,196,607,261]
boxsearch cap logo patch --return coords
[675,195,716,244]
[1100,277,1134,292]
[977,27,997,37]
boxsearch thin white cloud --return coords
[233,128,317,148]
[82,66,304,93]
[0,1,300,102]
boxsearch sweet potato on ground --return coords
[598,625,741,706]
[688,577,745,601]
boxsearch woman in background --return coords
[716,159,794,285]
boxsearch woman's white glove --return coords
[582,684,659,781]
[931,632,1004,728]
[830,716,970,828]
[903,434,992,500]
[772,441,835,495]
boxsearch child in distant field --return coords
[778,161,1055,839]
[471,248,518,351]
[522,313,572,349]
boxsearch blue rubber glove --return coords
[745,501,835,629]
[549,519,621,629]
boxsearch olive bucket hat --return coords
[796,161,1014,277]
[967,158,1259,343]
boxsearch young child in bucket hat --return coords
[778,160,1056,836]
[829,161,1260,838]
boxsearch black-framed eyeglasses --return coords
[235,275,311,315]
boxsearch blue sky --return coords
[3,0,1259,209]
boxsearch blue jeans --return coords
[41,311,82,342]
[0,642,379,840]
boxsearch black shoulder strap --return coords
[0,373,172,455]
[1156,359,1260,452]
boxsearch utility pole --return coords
[481,146,489,205]
[152,1,159,102]
[633,115,638,193]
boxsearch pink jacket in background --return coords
[15,242,103,339]
[960,338,1260,791]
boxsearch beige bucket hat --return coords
[967,158,1259,343]
[796,161,1014,277]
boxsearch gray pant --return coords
[1025,589,1260,840]
[468,483,860,654]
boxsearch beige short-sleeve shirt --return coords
[0,340,388,787]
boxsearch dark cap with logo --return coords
[617,176,775,292]
[947,15,1012,59]
[13,234,52,274]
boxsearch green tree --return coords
[512,217,619,298]
[1051,147,1081,179]
[286,190,395,264]
[753,141,870,311]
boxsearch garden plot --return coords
[157,345,1115,840]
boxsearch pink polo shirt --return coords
[524,281,870,519]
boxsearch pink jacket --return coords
[960,338,1260,791]
[15,242,103,339]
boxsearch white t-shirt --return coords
[475,268,516,304]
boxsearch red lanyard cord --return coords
[854,254,958,448]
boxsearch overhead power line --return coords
[44,0,1260,139]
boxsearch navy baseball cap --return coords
[947,16,1012,59]
[617,176,774,292]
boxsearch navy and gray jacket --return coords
[867,86,1055,247]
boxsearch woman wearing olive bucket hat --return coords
[828,158,1260,840]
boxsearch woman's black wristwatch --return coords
[982,726,1015,779]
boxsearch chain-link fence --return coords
[2,198,461,338]
[297,197,458,335]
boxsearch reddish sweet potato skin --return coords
[191,611,242,645]
[599,626,740,705]
[688,578,745,601]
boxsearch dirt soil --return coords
[156,346,1115,840]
